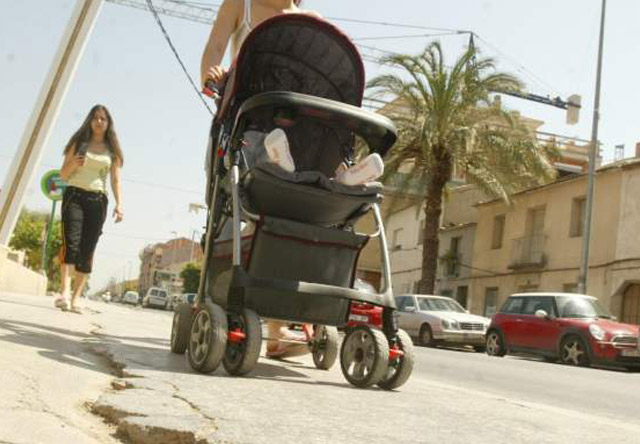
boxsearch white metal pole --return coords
[577,0,607,294]
[0,0,105,245]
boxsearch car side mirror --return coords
[535,309,549,319]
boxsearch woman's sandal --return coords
[266,328,310,359]
[54,296,68,311]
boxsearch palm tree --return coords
[368,41,557,294]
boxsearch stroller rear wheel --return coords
[311,325,339,370]
[223,308,262,376]
[377,329,415,391]
[170,303,193,354]
[340,326,389,388]
[188,303,227,373]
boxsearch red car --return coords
[486,292,640,370]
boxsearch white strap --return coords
[243,0,252,27]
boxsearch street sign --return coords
[40,169,67,201]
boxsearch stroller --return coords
[170,14,414,390]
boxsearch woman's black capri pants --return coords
[60,186,108,274]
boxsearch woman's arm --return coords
[110,160,123,223]
[60,144,83,180]
[201,0,240,86]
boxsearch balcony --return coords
[509,234,547,270]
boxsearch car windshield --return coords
[555,296,612,319]
[418,297,465,313]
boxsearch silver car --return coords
[395,294,491,352]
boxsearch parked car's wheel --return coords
[187,303,227,373]
[473,346,486,353]
[340,326,389,388]
[418,324,435,347]
[377,329,414,391]
[170,303,193,354]
[222,308,262,376]
[311,325,339,370]
[486,329,506,357]
[559,335,591,367]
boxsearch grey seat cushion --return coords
[241,164,382,226]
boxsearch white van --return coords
[142,287,169,309]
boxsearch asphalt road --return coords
[412,344,640,424]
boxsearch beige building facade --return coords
[470,158,640,324]
[138,238,203,296]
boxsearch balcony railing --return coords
[509,234,547,269]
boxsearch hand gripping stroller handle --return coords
[233,91,398,158]
[203,79,221,99]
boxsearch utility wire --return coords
[144,0,214,116]
[326,16,470,34]
[352,31,461,41]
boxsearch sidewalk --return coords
[0,292,119,444]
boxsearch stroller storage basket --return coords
[224,217,369,325]
[249,216,368,287]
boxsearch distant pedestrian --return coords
[55,104,124,313]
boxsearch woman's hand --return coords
[204,65,227,86]
[73,154,86,168]
[113,205,124,223]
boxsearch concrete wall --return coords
[0,245,47,296]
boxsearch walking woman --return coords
[55,105,124,313]
[201,0,319,358]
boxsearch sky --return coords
[1,0,638,291]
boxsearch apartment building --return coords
[470,157,640,324]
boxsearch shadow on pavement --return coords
[0,318,114,376]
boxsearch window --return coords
[491,215,505,249]
[526,206,546,236]
[521,296,555,316]
[456,286,469,309]
[569,196,586,237]
[440,289,453,298]
[396,296,416,312]
[392,228,404,250]
[484,288,499,317]
[500,296,525,314]
[417,220,425,246]
[446,236,461,276]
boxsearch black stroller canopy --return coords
[232,14,365,107]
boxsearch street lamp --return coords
[577,0,607,294]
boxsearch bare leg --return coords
[70,271,89,311]
[55,264,74,310]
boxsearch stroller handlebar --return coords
[203,79,221,99]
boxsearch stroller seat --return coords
[242,164,382,226]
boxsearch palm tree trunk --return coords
[419,153,452,294]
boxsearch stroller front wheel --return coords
[340,326,389,388]
[187,303,228,373]
[377,329,415,391]
[223,308,262,376]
